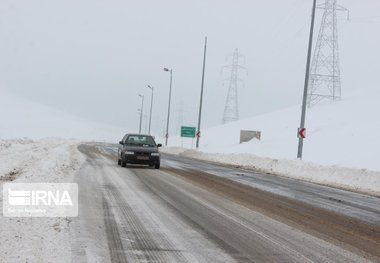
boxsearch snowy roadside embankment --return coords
[166,91,380,172]
[162,147,380,197]
[0,138,85,183]
[0,138,85,263]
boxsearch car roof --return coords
[126,134,153,137]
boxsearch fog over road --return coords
[71,143,380,263]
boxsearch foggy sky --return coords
[0,0,379,136]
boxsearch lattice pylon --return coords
[307,0,348,107]
[222,49,245,124]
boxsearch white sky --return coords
[0,0,379,136]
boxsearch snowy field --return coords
[0,138,85,262]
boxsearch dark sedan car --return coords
[118,134,162,169]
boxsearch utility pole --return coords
[297,0,317,159]
[147,85,154,134]
[196,36,207,149]
[163,68,173,146]
[138,94,144,134]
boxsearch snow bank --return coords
[0,137,84,182]
[162,147,380,197]
[0,138,85,262]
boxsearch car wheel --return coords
[121,157,127,168]
[154,163,160,169]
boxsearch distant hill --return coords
[0,89,126,142]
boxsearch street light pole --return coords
[297,0,317,159]
[196,36,208,149]
[144,115,148,134]
[138,94,144,134]
[163,68,173,146]
[147,85,154,135]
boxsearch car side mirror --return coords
[119,141,124,145]
[157,143,162,147]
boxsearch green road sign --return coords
[181,126,196,138]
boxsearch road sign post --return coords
[297,0,318,159]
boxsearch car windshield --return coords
[126,135,156,147]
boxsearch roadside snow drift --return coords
[0,138,85,262]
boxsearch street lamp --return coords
[138,94,144,134]
[147,85,154,135]
[163,68,173,146]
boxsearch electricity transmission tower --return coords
[222,49,246,124]
[307,0,349,107]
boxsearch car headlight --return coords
[151,153,160,156]
[125,151,134,155]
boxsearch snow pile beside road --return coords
[0,138,84,182]
[0,138,85,262]
[162,147,380,196]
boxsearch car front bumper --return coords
[123,153,160,165]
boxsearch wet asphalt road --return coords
[70,143,380,263]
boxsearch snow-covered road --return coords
[70,143,380,262]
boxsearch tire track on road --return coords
[102,175,190,263]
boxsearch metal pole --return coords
[196,36,207,149]
[138,94,144,134]
[148,85,154,134]
[144,115,148,134]
[164,68,173,146]
[298,0,317,159]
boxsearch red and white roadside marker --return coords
[298,128,306,139]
